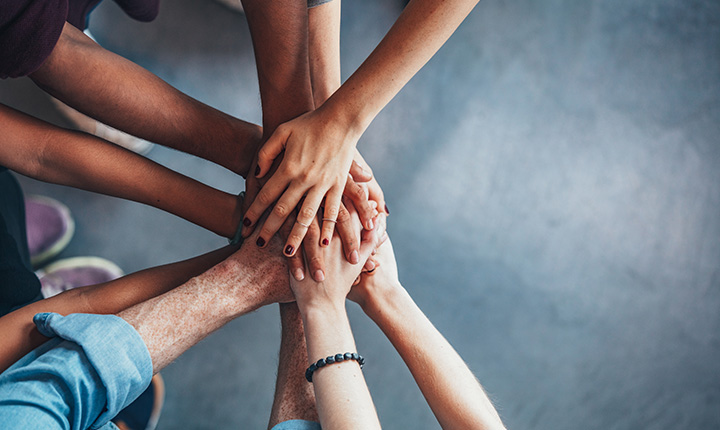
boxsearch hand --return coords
[347,236,401,311]
[290,212,387,309]
[241,107,372,257]
[223,215,295,306]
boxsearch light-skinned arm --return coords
[0,103,243,239]
[349,238,506,430]
[290,212,387,430]
[243,0,479,250]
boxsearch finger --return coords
[255,126,289,178]
[242,173,292,237]
[344,177,375,230]
[367,178,388,215]
[336,200,360,264]
[280,215,305,281]
[303,218,325,282]
[284,189,326,256]
[320,186,343,247]
[348,159,372,183]
[357,213,387,263]
[254,186,306,247]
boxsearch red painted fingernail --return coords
[384,204,390,214]
[256,237,265,247]
[254,165,260,176]
[285,245,294,255]
[322,238,329,246]
[243,217,252,227]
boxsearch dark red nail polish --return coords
[384,204,390,214]
[322,238,329,246]
[243,217,252,227]
[254,165,260,176]
[256,237,266,247]
[285,245,294,255]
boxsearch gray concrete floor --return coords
[1,0,719,428]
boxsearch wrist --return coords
[318,94,371,144]
[360,281,407,321]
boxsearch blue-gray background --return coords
[1,0,718,428]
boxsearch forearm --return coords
[241,0,315,135]
[0,104,242,238]
[30,22,261,176]
[0,245,236,373]
[308,0,342,107]
[321,0,479,135]
[120,241,290,373]
[363,285,505,430]
[300,302,381,430]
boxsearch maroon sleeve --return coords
[0,0,69,79]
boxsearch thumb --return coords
[256,126,289,178]
[349,160,373,183]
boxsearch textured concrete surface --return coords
[1,0,719,428]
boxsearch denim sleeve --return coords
[0,312,152,430]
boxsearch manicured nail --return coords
[366,219,374,230]
[254,165,260,176]
[366,260,376,271]
[321,238,329,246]
[256,237,265,247]
[243,217,252,227]
[350,250,359,264]
[314,270,325,282]
[284,245,294,256]
[384,204,390,214]
[293,268,305,281]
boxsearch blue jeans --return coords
[0,312,152,430]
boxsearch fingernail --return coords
[256,237,265,247]
[314,270,325,282]
[243,217,252,227]
[294,268,304,281]
[384,204,390,214]
[321,238,329,246]
[367,260,376,271]
[284,245,294,255]
[366,219,374,230]
[350,250,359,264]
[254,165,260,176]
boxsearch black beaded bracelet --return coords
[305,352,365,383]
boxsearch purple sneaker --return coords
[37,257,124,298]
[25,195,75,267]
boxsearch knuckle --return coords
[336,208,351,224]
[324,205,339,219]
[257,190,274,206]
[309,256,323,268]
[273,203,290,218]
[289,232,304,244]
[300,206,316,220]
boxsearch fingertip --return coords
[314,270,325,282]
[293,268,305,281]
[349,250,359,265]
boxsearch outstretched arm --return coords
[290,211,387,430]
[349,238,506,430]
[0,103,243,239]
[243,0,478,250]
[0,245,235,373]
[29,22,261,177]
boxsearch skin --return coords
[349,238,507,430]
[30,22,262,177]
[240,0,377,282]
[242,0,480,251]
[290,212,387,430]
[0,104,244,239]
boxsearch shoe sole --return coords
[37,256,125,298]
[28,195,76,268]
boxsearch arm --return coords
[0,103,243,239]
[243,0,477,247]
[0,245,238,373]
[290,212,387,430]
[0,228,291,429]
[29,22,261,177]
[349,239,506,430]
